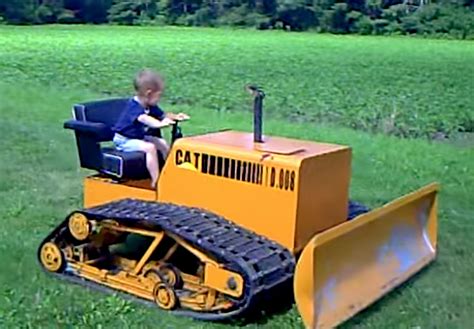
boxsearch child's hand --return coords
[161,117,175,126]
[175,112,190,121]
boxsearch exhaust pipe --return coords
[245,84,265,143]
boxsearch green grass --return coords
[0,25,473,138]
[0,25,473,329]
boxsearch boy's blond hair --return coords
[133,69,164,96]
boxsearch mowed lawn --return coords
[0,25,473,329]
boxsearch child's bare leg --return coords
[145,136,170,160]
[142,142,159,188]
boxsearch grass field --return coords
[0,25,473,329]
[1,25,473,138]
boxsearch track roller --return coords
[153,283,178,310]
[157,263,183,289]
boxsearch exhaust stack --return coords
[246,85,265,143]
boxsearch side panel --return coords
[294,183,439,329]
[83,176,157,208]
[295,148,351,253]
[157,145,299,252]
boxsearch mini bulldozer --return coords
[38,86,439,328]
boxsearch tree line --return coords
[1,0,473,38]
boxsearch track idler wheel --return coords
[158,264,183,289]
[39,242,65,272]
[153,283,178,310]
[68,213,91,241]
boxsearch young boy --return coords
[112,69,189,188]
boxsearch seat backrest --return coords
[73,98,129,128]
[68,98,129,173]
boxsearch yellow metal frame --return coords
[53,216,244,312]
[83,175,156,208]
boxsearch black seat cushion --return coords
[101,147,149,180]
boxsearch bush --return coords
[134,11,166,26]
[57,10,79,24]
[417,4,442,22]
[243,12,269,28]
[217,5,267,28]
[193,7,217,26]
[275,5,317,31]
[217,6,248,26]
[347,10,363,32]
[354,15,373,34]
[386,21,402,34]
[401,15,424,34]
[109,10,137,25]
[382,4,407,23]
[35,4,56,24]
[421,5,474,39]
[152,14,167,26]
[173,15,189,26]
[372,18,390,34]
[107,1,159,26]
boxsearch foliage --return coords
[107,0,159,25]
[0,0,473,38]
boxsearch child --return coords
[112,69,189,188]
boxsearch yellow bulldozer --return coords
[38,86,439,328]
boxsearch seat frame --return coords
[64,98,164,181]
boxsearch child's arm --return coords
[138,114,175,128]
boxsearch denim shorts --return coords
[113,133,148,152]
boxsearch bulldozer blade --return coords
[294,183,439,329]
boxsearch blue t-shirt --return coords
[113,98,165,139]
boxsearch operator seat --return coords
[64,98,163,180]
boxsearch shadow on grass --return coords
[216,279,296,327]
